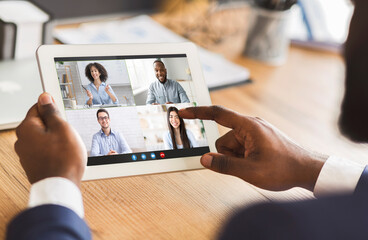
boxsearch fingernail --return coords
[201,154,213,168]
[40,94,53,105]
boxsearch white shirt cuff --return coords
[28,177,84,218]
[314,155,365,198]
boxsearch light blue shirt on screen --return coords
[85,82,119,105]
[163,129,199,150]
[146,79,190,104]
[90,129,132,156]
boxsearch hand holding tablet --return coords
[36,43,219,180]
[15,93,86,186]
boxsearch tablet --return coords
[36,42,219,181]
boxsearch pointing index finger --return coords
[179,105,245,130]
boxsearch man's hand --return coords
[179,106,327,191]
[107,150,118,155]
[14,93,87,187]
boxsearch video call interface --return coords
[54,54,210,166]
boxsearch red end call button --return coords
[160,152,165,158]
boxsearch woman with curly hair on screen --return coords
[84,62,119,106]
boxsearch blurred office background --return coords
[0,0,354,59]
[0,0,354,129]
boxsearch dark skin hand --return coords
[180,106,328,191]
[14,93,87,187]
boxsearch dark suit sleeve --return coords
[6,204,91,240]
[354,165,368,195]
[219,166,368,240]
[218,203,303,240]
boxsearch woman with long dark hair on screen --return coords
[84,62,119,106]
[163,106,198,150]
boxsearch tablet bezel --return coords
[36,42,219,181]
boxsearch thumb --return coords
[37,93,62,130]
[200,152,241,176]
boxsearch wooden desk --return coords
[2,45,367,239]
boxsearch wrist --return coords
[28,170,82,188]
[59,163,84,188]
[296,151,328,191]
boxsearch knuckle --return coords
[254,116,264,122]
[43,108,64,128]
[212,155,231,174]
[215,137,227,154]
[210,105,224,118]
[253,116,271,127]
[14,140,25,160]
[42,104,58,117]
[246,116,265,131]
[215,138,222,149]
[15,120,30,138]
[14,140,20,154]
[191,106,202,118]
[15,123,23,138]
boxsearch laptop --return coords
[0,59,43,130]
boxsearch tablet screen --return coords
[54,54,210,166]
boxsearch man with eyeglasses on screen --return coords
[90,108,132,156]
